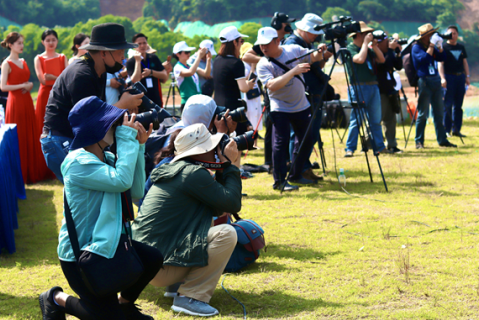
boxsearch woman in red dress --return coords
[34,29,68,134]
[0,32,50,183]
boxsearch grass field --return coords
[2,120,479,319]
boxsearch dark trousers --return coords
[270,108,313,183]
[60,240,163,320]
[443,73,466,134]
[263,107,273,166]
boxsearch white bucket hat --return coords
[255,27,279,45]
[173,41,196,54]
[171,123,224,163]
[295,13,324,35]
[219,26,248,43]
[199,40,217,56]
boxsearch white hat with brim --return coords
[173,41,196,54]
[295,13,324,35]
[219,26,248,43]
[255,27,279,45]
[170,123,224,163]
[200,40,217,55]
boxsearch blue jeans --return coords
[415,76,448,145]
[443,73,466,134]
[40,132,72,184]
[270,108,313,184]
[345,84,385,153]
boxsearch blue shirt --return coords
[412,43,446,78]
[58,126,145,262]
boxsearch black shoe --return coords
[452,132,466,138]
[439,140,457,148]
[416,142,424,149]
[39,286,66,320]
[311,161,320,169]
[388,147,403,154]
[120,302,154,320]
[288,177,317,185]
[273,181,299,191]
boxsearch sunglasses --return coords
[180,51,191,55]
[236,38,245,44]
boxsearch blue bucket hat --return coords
[68,96,126,150]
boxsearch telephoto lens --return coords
[217,106,248,123]
[233,130,258,151]
[396,38,408,45]
[129,110,160,130]
[438,32,452,40]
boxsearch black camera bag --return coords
[63,193,144,298]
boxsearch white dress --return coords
[243,62,263,131]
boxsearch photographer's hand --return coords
[114,91,144,114]
[364,33,373,45]
[293,63,310,75]
[198,47,208,59]
[217,139,239,166]
[122,112,136,129]
[214,110,237,134]
[110,78,121,89]
[135,122,153,144]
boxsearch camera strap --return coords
[193,160,231,170]
[268,57,308,92]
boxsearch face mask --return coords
[103,126,115,146]
[105,52,124,74]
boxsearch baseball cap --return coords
[275,12,296,24]
[373,30,388,42]
[173,41,196,54]
[219,26,248,43]
[255,27,279,45]
[199,40,217,55]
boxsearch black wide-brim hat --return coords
[80,23,138,51]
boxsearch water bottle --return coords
[338,168,346,187]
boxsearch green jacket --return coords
[131,160,241,267]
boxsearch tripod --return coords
[164,72,179,117]
[281,39,388,192]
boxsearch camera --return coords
[314,16,361,44]
[395,38,408,45]
[215,100,248,123]
[124,81,171,130]
[438,32,453,40]
[219,130,258,152]
[169,72,175,81]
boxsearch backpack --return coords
[321,99,347,129]
[214,214,266,272]
[224,219,265,272]
[402,41,419,88]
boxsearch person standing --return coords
[34,29,68,134]
[344,21,387,157]
[412,23,456,149]
[126,33,168,107]
[438,25,470,138]
[187,40,216,97]
[172,41,210,110]
[375,30,404,153]
[0,32,50,183]
[69,33,90,64]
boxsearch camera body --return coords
[438,32,453,40]
[315,16,361,45]
[125,82,171,130]
[395,38,408,45]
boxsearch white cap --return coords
[219,26,248,43]
[295,13,324,35]
[255,27,279,45]
[181,95,218,128]
[200,40,217,56]
[173,41,196,54]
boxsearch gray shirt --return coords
[187,54,213,88]
[257,44,311,113]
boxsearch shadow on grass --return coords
[0,188,59,268]
[265,244,341,262]
[0,292,39,319]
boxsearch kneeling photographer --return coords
[39,96,163,320]
[132,123,241,317]
[375,30,403,153]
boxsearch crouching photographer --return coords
[39,96,163,320]
[132,123,241,317]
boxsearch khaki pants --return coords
[150,224,237,303]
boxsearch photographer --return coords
[256,27,324,191]
[41,23,144,184]
[438,25,469,138]
[172,41,211,110]
[132,123,241,317]
[374,30,403,153]
[344,21,387,157]
[284,13,333,181]
[126,33,169,107]
[39,96,163,320]
[412,23,456,149]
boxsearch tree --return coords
[322,7,352,22]
[239,23,262,46]
[436,11,457,30]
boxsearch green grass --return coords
[2,120,479,319]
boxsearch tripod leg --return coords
[405,106,418,149]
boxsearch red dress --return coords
[5,60,52,183]
[35,54,66,133]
